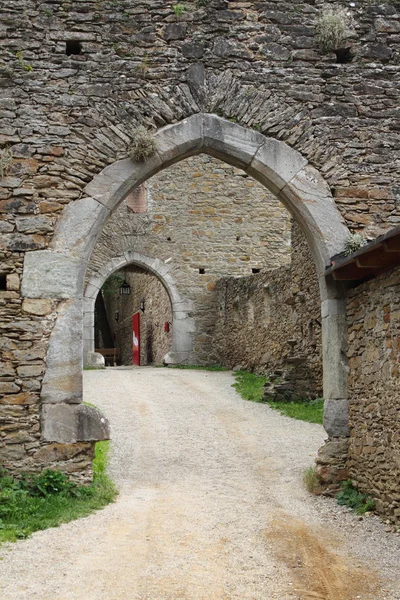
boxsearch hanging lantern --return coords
[119,280,131,296]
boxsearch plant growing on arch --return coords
[129,126,157,162]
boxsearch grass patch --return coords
[232,370,324,424]
[267,398,324,425]
[303,466,323,495]
[0,440,117,544]
[232,370,267,402]
[337,480,375,515]
[167,364,228,372]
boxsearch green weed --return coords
[268,398,324,425]
[232,370,267,403]
[232,371,324,424]
[303,466,323,495]
[336,480,375,515]
[0,441,117,544]
[167,364,228,371]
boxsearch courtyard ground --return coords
[0,367,399,600]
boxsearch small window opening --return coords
[66,41,82,56]
[335,48,353,64]
[0,273,7,290]
[236,236,240,241]
[252,268,261,274]
[199,268,205,274]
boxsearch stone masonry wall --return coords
[347,267,400,522]
[0,0,399,504]
[213,224,323,398]
[103,266,172,366]
[88,154,291,364]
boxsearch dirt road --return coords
[0,367,399,600]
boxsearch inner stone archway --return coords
[21,113,350,448]
[84,252,194,367]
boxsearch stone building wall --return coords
[0,0,399,512]
[103,267,172,366]
[88,154,291,364]
[347,267,400,522]
[213,225,323,397]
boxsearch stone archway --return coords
[21,113,350,445]
[83,252,194,367]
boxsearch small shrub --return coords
[343,233,367,256]
[303,466,323,495]
[129,126,157,162]
[337,480,376,515]
[173,3,185,17]
[0,147,12,179]
[316,6,353,53]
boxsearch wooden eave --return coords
[325,225,400,282]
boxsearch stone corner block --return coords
[22,251,85,299]
[42,403,110,443]
[202,114,265,170]
[323,398,350,437]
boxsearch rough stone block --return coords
[41,403,110,444]
[324,398,350,437]
[22,298,52,316]
[6,273,20,290]
[84,352,105,369]
[21,250,85,299]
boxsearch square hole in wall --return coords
[252,268,261,274]
[66,41,82,56]
[0,273,7,290]
[199,268,205,274]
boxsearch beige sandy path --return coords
[0,367,399,600]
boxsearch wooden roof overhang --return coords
[325,226,400,283]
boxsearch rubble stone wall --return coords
[213,225,323,398]
[347,267,400,522]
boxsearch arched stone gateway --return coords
[21,114,350,452]
[83,252,194,367]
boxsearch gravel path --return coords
[0,367,399,600]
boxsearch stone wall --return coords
[88,154,291,364]
[103,266,172,366]
[213,225,323,398]
[0,0,399,514]
[347,267,400,522]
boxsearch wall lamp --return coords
[140,298,145,313]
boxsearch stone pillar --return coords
[316,280,350,487]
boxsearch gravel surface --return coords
[0,367,399,600]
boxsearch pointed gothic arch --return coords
[21,113,350,444]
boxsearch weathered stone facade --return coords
[0,0,399,519]
[212,225,322,400]
[88,154,291,364]
[347,267,400,522]
[103,266,173,366]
